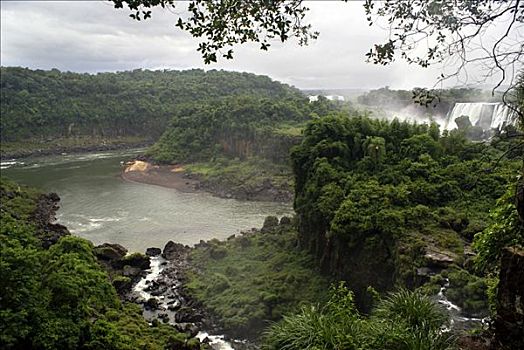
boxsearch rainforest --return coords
[1,1,524,350]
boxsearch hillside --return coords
[143,93,340,201]
[0,67,302,147]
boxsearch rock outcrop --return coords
[146,247,162,256]
[32,193,70,248]
[163,240,190,260]
[94,243,128,261]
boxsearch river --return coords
[1,149,293,252]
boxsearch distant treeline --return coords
[0,67,303,142]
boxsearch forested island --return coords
[1,67,523,350]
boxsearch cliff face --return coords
[297,220,397,309]
[217,132,301,164]
[494,246,524,350]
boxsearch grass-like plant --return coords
[263,286,456,350]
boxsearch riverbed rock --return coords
[175,307,203,323]
[175,323,199,338]
[94,243,128,261]
[117,252,150,270]
[145,297,160,310]
[163,240,188,260]
[146,247,162,256]
[261,216,279,232]
[494,246,524,350]
[279,216,292,226]
[112,276,132,293]
[122,265,142,277]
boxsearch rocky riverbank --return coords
[121,158,293,202]
[121,160,201,193]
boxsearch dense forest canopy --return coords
[147,94,339,164]
[291,113,521,303]
[0,67,303,142]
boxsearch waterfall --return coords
[445,102,516,131]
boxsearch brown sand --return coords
[121,161,200,193]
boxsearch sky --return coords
[0,1,518,90]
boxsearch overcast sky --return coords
[0,1,516,90]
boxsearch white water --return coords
[445,102,515,130]
[437,278,489,332]
[133,256,237,350]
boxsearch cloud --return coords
[0,1,502,90]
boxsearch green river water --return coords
[1,149,293,253]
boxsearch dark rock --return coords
[94,243,128,261]
[279,216,292,226]
[158,312,170,323]
[494,246,524,350]
[227,234,236,241]
[175,323,199,338]
[163,240,188,260]
[175,307,203,323]
[261,216,279,232]
[195,240,210,249]
[145,247,162,256]
[145,297,160,310]
[112,276,132,294]
[122,265,142,277]
[32,192,71,248]
[117,252,150,270]
[168,303,181,311]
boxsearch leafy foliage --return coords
[0,178,198,349]
[147,95,314,164]
[473,183,524,274]
[291,113,519,298]
[187,221,330,340]
[0,67,302,142]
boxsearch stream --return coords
[436,278,489,332]
[133,256,238,350]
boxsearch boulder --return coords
[146,247,162,256]
[175,323,199,338]
[118,252,150,270]
[424,249,455,268]
[163,240,187,260]
[145,297,160,310]
[279,216,292,226]
[122,265,142,277]
[261,216,279,232]
[112,276,132,293]
[175,307,203,323]
[94,243,128,261]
